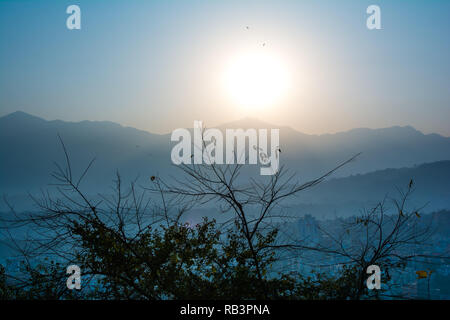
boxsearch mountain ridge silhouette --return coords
[2,111,450,198]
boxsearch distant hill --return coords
[1,111,450,212]
[0,111,170,194]
[293,160,450,218]
[177,161,450,223]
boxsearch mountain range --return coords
[1,111,450,215]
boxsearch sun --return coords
[222,50,291,111]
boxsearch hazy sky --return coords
[1,0,449,135]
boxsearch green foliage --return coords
[0,260,85,300]
[0,264,14,299]
[1,217,377,300]
[69,217,297,299]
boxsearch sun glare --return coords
[222,50,291,111]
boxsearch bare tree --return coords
[266,182,437,299]
[0,136,176,298]
[146,137,360,297]
[2,135,442,300]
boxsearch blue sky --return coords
[1,0,449,135]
